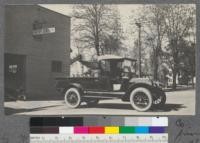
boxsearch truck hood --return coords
[129,78,153,85]
[129,78,164,88]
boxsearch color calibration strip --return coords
[31,126,166,134]
[30,117,168,143]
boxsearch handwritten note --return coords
[174,118,200,143]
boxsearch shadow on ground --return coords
[4,103,186,115]
[4,105,62,115]
[80,103,186,112]
[151,104,186,112]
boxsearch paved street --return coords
[4,89,195,115]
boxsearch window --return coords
[51,61,62,73]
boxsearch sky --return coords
[40,4,144,58]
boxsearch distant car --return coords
[56,55,166,112]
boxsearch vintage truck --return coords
[55,55,166,112]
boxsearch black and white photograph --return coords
[4,4,196,115]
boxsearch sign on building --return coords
[33,27,55,35]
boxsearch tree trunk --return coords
[95,44,100,56]
[172,67,177,90]
[153,25,162,81]
[171,39,178,90]
[154,63,158,81]
[153,50,159,81]
[94,6,100,56]
[172,53,178,90]
[153,18,162,81]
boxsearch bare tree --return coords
[103,8,125,55]
[72,4,118,56]
[130,5,166,79]
[135,5,166,80]
[131,4,195,89]
[162,4,195,89]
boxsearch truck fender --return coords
[63,83,84,95]
[127,83,153,94]
[122,83,153,101]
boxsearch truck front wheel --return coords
[130,87,153,112]
[64,88,81,108]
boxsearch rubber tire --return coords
[86,100,99,107]
[130,87,153,112]
[64,88,81,108]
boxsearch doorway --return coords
[4,53,26,100]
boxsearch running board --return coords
[84,91,125,95]
[83,95,117,99]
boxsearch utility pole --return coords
[136,22,142,77]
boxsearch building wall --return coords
[5,5,71,99]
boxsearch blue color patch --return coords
[149,127,165,133]
[135,126,149,133]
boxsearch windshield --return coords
[122,60,136,73]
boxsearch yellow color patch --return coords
[105,126,119,134]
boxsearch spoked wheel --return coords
[130,87,152,112]
[64,88,81,108]
[86,100,99,107]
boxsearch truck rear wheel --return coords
[64,88,81,108]
[130,87,152,112]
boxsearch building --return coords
[4,5,71,100]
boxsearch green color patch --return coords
[119,126,135,133]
